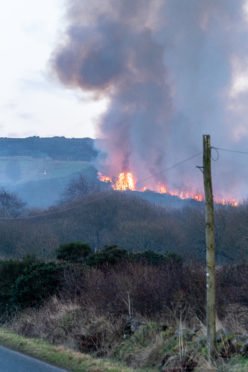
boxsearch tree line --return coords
[0,189,246,264]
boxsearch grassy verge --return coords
[220,356,248,372]
[1,327,247,372]
[0,328,150,372]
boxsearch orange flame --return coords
[158,184,204,202]
[98,172,113,183]
[158,183,167,194]
[112,172,136,191]
[98,171,239,206]
[214,197,239,207]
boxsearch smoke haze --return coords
[52,0,248,200]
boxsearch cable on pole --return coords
[211,148,219,162]
[212,146,248,155]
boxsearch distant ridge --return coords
[0,137,97,161]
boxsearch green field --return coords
[0,156,92,183]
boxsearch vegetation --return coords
[0,248,248,370]
[56,242,92,262]
[0,258,63,314]
[0,188,26,217]
[11,262,63,309]
[87,245,129,267]
[0,256,35,314]
[131,250,183,266]
[0,151,246,371]
[0,328,145,372]
[0,191,246,264]
[0,247,184,315]
[1,138,248,371]
[61,173,110,203]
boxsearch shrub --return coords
[0,256,37,315]
[56,242,92,262]
[164,251,183,264]
[131,250,183,266]
[86,245,128,267]
[11,262,62,309]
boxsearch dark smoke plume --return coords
[52,0,248,199]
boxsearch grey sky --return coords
[0,0,108,138]
[0,0,248,145]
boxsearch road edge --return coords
[0,327,144,372]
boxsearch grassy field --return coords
[0,328,151,372]
[0,156,92,183]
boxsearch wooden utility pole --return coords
[203,134,216,363]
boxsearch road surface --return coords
[0,345,69,372]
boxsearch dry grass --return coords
[0,327,149,372]
[8,297,122,353]
[4,296,248,372]
[220,304,248,334]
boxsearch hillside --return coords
[0,136,205,209]
[0,137,99,207]
[0,137,97,161]
[0,191,244,264]
[131,190,201,209]
[0,158,97,207]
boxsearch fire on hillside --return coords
[98,171,239,207]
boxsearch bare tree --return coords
[61,174,103,203]
[0,188,26,218]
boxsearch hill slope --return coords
[0,137,98,207]
[0,137,97,161]
[0,191,243,264]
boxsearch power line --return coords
[141,152,202,183]
[212,146,248,155]
[0,151,202,221]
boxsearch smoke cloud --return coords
[52,0,248,199]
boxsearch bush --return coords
[164,251,183,264]
[0,256,37,315]
[11,262,62,309]
[86,245,128,267]
[62,260,192,318]
[56,242,92,262]
[131,250,183,266]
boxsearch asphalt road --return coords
[0,345,69,372]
